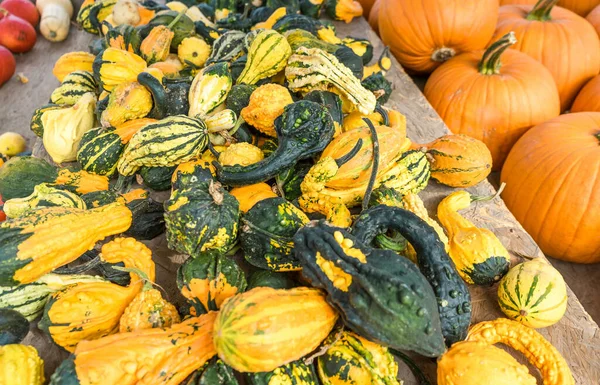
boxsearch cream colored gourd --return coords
[37,0,73,42]
[112,0,140,26]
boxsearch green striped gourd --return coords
[3,184,86,218]
[50,71,97,106]
[30,104,62,137]
[77,0,117,34]
[206,30,246,65]
[188,63,232,118]
[498,260,568,328]
[117,115,208,176]
[0,273,105,321]
[206,109,237,132]
[286,47,376,115]
[247,360,319,385]
[237,30,292,85]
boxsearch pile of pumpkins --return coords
[367,0,600,264]
[0,0,581,384]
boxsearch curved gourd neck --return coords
[526,0,558,21]
[478,32,517,75]
[438,192,476,235]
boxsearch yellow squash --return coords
[0,345,45,385]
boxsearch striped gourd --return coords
[286,47,376,115]
[93,48,147,92]
[188,63,232,118]
[30,104,61,138]
[206,109,237,132]
[0,274,105,321]
[77,0,117,34]
[377,150,430,197]
[214,287,338,372]
[117,115,209,176]
[206,30,246,65]
[77,119,156,176]
[498,260,568,328]
[3,184,86,218]
[50,71,97,106]
[237,30,292,85]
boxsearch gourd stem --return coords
[471,182,506,203]
[207,141,221,158]
[229,115,245,137]
[362,118,379,211]
[389,349,433,385]
[335,139,363,167]
[375,104,389,127]
[375,232,407,252]
[526,0,558,21]
[112,266,154,290]
[167,10,187,29]
[478,32,517,75]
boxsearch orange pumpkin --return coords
[493,0,600,111]
[357,0,376,17]
[587,5,600,37]
[501,112,600,263]
[572,75,600,112]
[424,33,560,169]
[378,0,498,74]
[367,0,380,34]
[501,0,600,16]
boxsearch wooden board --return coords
[2,16,599,385]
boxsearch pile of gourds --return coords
[0,0,576,384]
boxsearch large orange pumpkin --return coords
[501,112,600,263]
[587,5,600,37]
[424,33,560,169]
[493,0,600,111]
[501,0,600,16]
[377,0,499,74]
[368,0,380,34]
[572,75,600,112]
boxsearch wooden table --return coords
[2,16,599,385]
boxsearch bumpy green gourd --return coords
[247,359,319,385]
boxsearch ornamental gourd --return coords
[378,0,498,74]
[572,74,600,113]
[30,104,61,137]
[52,51,95,82]
[3,183,86,218]
[50,70,97,106]
[0,309,29,345]
[186,358,239,385]
[77,0,116,34]
[206,30,245,65]
[324,0,363,23]
[241,84,293,137]
[237,29,291,85]
[93,47,147,92]
[498,260,567,328]
[39,237,155,351]
[188,62,232,118]
[294,221,445,356]
[176,252,247,316]
[213,287,338,372]
[248,359,319,385]
[501,112,600,263]
[100,82,153,127]
[425,32,560,169]
[230,183,277,213]
[467,318,575,385]
[437,189,511,285]
[0,344,45,385]
[178,36,211,68]
[49,312,218,385]
[494,0,600,111]
[218,143,264,167]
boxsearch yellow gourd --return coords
[241,84,293,137]
[100,82,153,127]
[178,37,211,68]
[0,132,26,156]
[52,51,95,82]
[230,183,277,213]
[0,345,45,385]
[218,143,264,167]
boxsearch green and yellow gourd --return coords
[147,10,196,50]
[240,197,309,272]
[318,331,400,385]
[137,70,193,119]
[104,24,142,53]
[437,190,510,286]
[100,81,154,127]
[248,359,319,385]
[93,48,147,92]
[3,183,86,218]
[0,344,45,385]
[341,37,373,65]
[230,183,278,213]
[77,0,117,34]
[246,270,297,290]
[177,252,247,316]
[30,104,61,137]
[185,358,239,385]
[0,202,131,286]
[237,30,292,85]
[77,118,156,176]
[294,221,446,357]
[50,71,97,106]
[206,30,246,65]
[188,62,232,118]
[165,180,240,256]
[116,115,208,177]
[324,0,363,23]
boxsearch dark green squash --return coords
[0,308,29,345]
[206,30,246,65]
[342,37,373,65]
[214,101,335,186]
[247,359,318,385]
[333,46,363,80]
[362,73,392,105]
[89,37,108,55]
[303,90,343,125]
[216,12,252,31]
[276,161,312,201]
[198,2,216,19]
[165,180,240,256]
[49,354,78,385]
[176,252,246,316]
[0,157,58,200]
[266,0,300,13]
[273,14,321,35]
[240,197,309,271]
[233,123,254,144]
[294,220,446,357]
[171,161,214,191]
[351,205,471,347]
[250,6,274,24]
[80,190,120,208]
[226,84,256,117]
[185,358,239,385]
[247,269,297,290]
[299,0,322,18]
[147,10,195,50]
[123,197,165,240]
[138,165,176,191]
[194,21,221,45]
[104,24,142,53]
[230,55,248,84]
[30,104,61,138]
[137,72,192,119]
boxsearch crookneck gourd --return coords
[351,205,471,347]
[3,183,86,219]
[237,29,292,85]
[467,318,575,385]
[176,252,247,316]
[437,189,510,286]
[214,100,335,186]
[188,62,232,118]
[39,237,155,352]
[286,47,376,115]
[318,330,401,385]
[240,197,309,271]
[247,359,319,385]
[0,202,132,286]
[49,312,218,385]
[165,180,240,256]
[213,287,338,372]
[139,71,192,119]
[294,221,446,357]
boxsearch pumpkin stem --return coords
[526,0,558,21]
[375,104,389,127]
[335,139,363,167]
[112,266,154,290]
[478,32,517,75]
[471,182,506,203]
[362,118,379,212]
[389,349,433,385]
[431,47,455,63]
[208,180,225,205]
